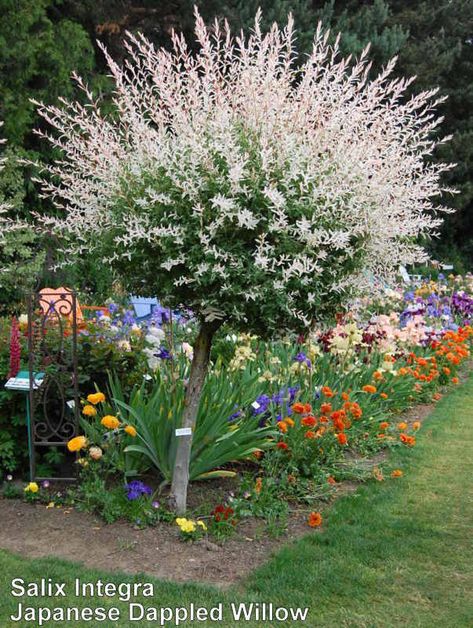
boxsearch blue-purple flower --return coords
[126,480,152,501]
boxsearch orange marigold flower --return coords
[285,418,295,428]
[373,371,383,380]
[278,421,288,433]
[303,403,312,414]
[327,476,337,485]
[276,442,289,450]
[82,405,97,417]
[452,377,459,384]
[362,385,377,394]
[291,403,305,414]
[101,415,120,430]
[321,386,334,398]
[87,392,105,405]
[380,392,388,399]
[67,435,88,452]
[319,415,329,423]
[305,430,316,439]
[412,421,421,431]
[391,469,403,478]
[341,392,349,401]
[443,367,451,376]
[397,422,408,430]
[124,425,137,437]
[255,477,263,494]
[433,392,442,401]
[400,433,416,446]
[320,402,332,415]
[301,416,317,427]
[379,421,390,430]
[307,511,323,527]
[336,433,347,445]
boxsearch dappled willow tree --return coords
[24,11,452,512]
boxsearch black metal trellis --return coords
[27,289,80,481]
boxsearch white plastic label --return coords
[175,427,192,436]
[251,401,261,409]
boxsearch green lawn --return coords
[1,375,473,627]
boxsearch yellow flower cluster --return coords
[175,518,207,534]
[24,482,39,493]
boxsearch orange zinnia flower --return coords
[301,416,317,427]
[307,511,323,527]
[362,385,377,394]
[336,433,347,445]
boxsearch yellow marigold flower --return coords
[124,425,137,437]
[175,518,187,526]
[67,435,88,452]
[87,392,105,405]
[82,405,97,417]
[397,422,408,430]
[101,415,120,430]
[197,521,207,531]
[24,482,39,493]
[391,469,404,478]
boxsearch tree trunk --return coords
[168,320,219,514]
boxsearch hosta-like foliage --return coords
[30,11,452,333]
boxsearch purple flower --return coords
[126,480,152,501]
[294,351,312,369]
[152,500,161,509]
[155,347,172,360]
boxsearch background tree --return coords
[28,12,451,511]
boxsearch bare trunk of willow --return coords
[169,321,220,514]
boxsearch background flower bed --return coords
[2,273,473,540]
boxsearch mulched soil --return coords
[0,399,437,587]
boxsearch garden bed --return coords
[0,399,436,588]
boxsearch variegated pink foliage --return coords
[28,10,453,328]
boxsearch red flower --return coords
[336,433,348,445]
[277,442,289,450]
[301,415,317,427]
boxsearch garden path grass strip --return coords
[1,374,473,627]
